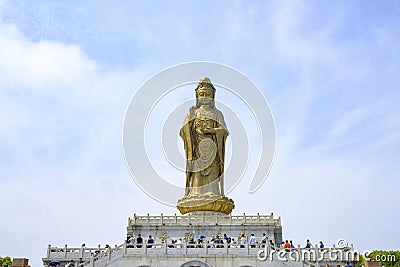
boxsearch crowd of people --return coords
[126,233,326,250]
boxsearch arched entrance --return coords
[180,260,210,267]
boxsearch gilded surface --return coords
[177,77,234,214]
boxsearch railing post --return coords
[257,213,260,223]
[143,241,147,254]
[224,242,228,254]
[315,244,319,266]
[174,213,177,223]
[123,240,127,256]
[246,242,250,255]
[184,240,187,255]
[80,244,85,258]
[90,256,94,267]
[163,241,167,254]
[47,244,51,258]
[161,213,163,224]
[298,245,304,267]
[108,247,112,260]
[243,213,246,224]
[204,242,208,254]
[64,244,68,258]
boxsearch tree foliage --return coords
[0,257,12,267]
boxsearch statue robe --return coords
[180,106,229,196]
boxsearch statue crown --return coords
[195,77,216,93]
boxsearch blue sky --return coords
[0,1,399,266]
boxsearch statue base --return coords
[176,194,235,215]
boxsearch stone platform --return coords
[43,213,358,267]
[126,212,283,246]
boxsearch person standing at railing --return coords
[261,233,267,248]
[93,250,100,259]
[176,238,182,248]
[249,234,257,248]
[319,241,325,252]
[103,245,110,256]
[240,233,246,248]
[284,240,291,252]
[136,234,143,248]
[147,235,154,248]
[127,236,135,248]
[290,240,294,248]
[305,239,312,248]
[269,240,275,250]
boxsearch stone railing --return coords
[128,212,281,225]
[42,244,116,266]
[44,241,357,267]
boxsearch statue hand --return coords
[202,127,217,134]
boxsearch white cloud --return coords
[0,15,153,266]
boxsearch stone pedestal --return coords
[126,212,283,246]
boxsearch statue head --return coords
[195,77,216,107]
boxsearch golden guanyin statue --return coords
[177,77,235,214]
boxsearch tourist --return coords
[168,240,175,248]
[147,235,154,248]
[284,240,291,251]
[224,233,231,248]
[176,238,182,248]
[269,240,275,250]
[346,262,352,267]
[136,234,143,248]
[94,250,100,260]
[249,233,257,248]
[261,233,267,247]
[290,240,295,248]
[188,237,195,248]
[305,239,312,248]
[196,238,203,248]
[65,260,74,267]
[103,245,110,256]
[319,241,325,250]
[215,235,224,248]
[231,238,237,248]
[223,233,229,243]
[209,235,215,248]
[128,236,135,248]
[240,233,246,248]
[215,235,220,245]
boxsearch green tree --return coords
[0,256,12,267]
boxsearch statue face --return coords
[197,89,213,106]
